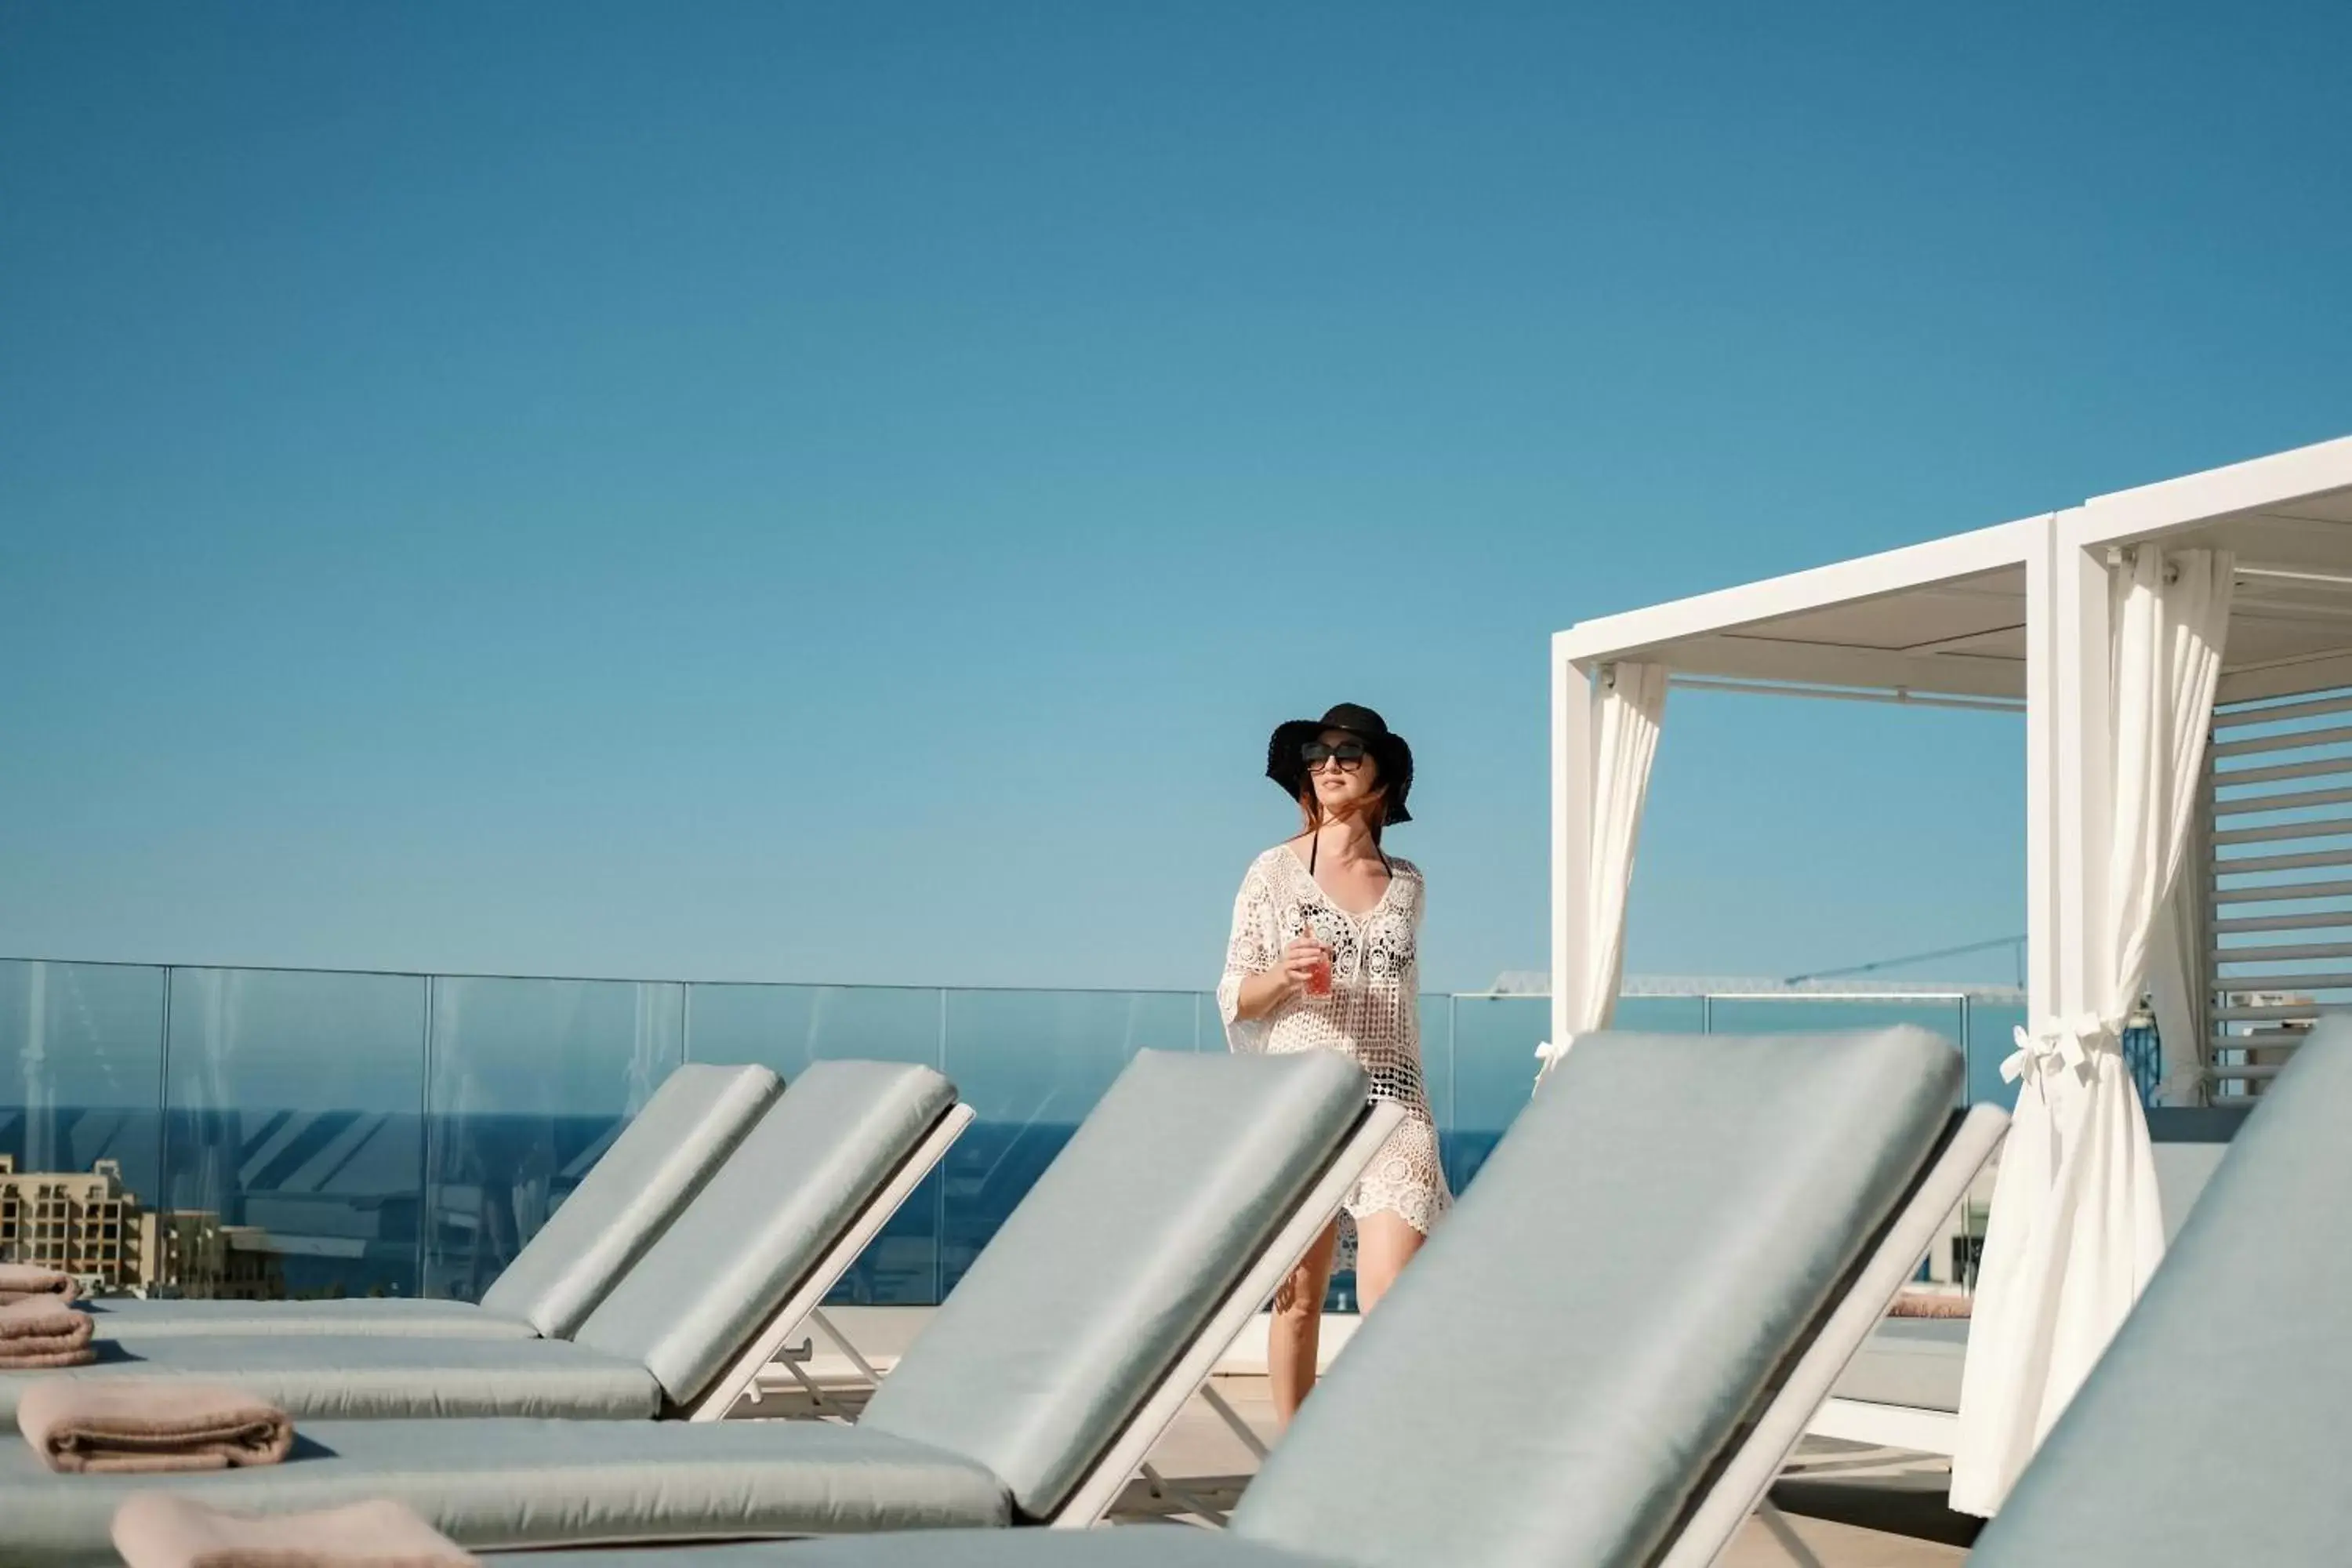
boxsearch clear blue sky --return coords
[3,2,2347,993]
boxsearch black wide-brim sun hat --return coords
[1266,702,1414,825]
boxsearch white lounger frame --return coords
[678,1102,977,1422]
[1047,1100,1410,1528]
[1804,1392,1957,1454]
[1656,1102,2009,1568]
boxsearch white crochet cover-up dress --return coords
[1217,844,1451,1249]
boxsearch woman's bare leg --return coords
[1352,1210,1427,1313]
[1267,1219,1340,1428]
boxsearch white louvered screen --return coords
[2206,687,2352,1098]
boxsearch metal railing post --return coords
[153,966,173,1234]
[933,986,948,1306]
[416,975,435,1298]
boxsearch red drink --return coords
[1305,941,1333,997]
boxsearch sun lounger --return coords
[0,1048,1398,1564]
[499,1025,1999,1568]
[85,1063,784,1342]
[1148,1025,1993,1568]
[0,1061,967,1427]
[1,1029,1997,1566]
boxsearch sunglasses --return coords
[1301,740,1368,771]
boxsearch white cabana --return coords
[1549,434,2352,1513]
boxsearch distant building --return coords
[0,1155,284,1299]
[141,1209,285,1301]
[0,1153,140,1291]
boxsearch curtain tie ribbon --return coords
[2001,1013,2119,1084]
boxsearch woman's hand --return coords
[1235,937,1329,1021]
[1278,936,1328,993]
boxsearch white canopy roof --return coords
[1554,434,2352,706]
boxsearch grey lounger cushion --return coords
[1970,1023,2352,1567]
[0,1418,1008,1568]
[85,1062,784,1342]
[2,1061,954,1422]
[483,1062,789,1337]
[1232,1027,1962,1568]
[861,1047,1367,1523]
[79,1296,533,1340]
[575,1058,959,1403]
[0,1335,663,1424]
[1831,1316,1967,1412]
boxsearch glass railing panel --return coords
[684,983,942,1075]
[1613,996,1710,1033]
[0,953,2045,1308]
[1446,994,1551,1193]
[684,982,944,1305]
[1196,990,1230,1053]
[0,960,166,1290]
[422,976,684,1301]
[938,988,1193,1296]
[1968,999,2027,1110]
[161,967,427,1301]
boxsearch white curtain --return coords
[1537,660,1667,1083]
[1951,546,2233,1515]
[2145,799,2212,1107]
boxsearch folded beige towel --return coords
[112,1497,479,1568]
[0,1295,95,1367]
[17,1378,292,1472]
[0,1262,80,1305]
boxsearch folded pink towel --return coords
[17,1378,292,1472]
[0,1296,85,1337]
[0,1295,95,1368]
[0,1262,79,1305]
[112,1497,479,1568]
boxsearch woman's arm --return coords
[1217,865,1323,1034]
[1232,961,1300,1022]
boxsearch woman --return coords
[1218,702,1449,1427]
